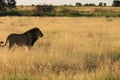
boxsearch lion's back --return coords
[8,33,29,43]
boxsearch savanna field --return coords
[0,17,120,80]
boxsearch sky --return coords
[16,0,113,6]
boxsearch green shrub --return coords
[32,12,56,16]
[19,10,33,16]
[0,10,21,16]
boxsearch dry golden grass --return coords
[0,17,120,80]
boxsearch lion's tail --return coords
[0,39,8,47]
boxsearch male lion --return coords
[0,27,43,49]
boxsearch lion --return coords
[0,27,43,49]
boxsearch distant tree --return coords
[112,0,120,7]
[83,3,96,6]
[7,0,16,8]
[98,2,103,6]
[0,0,16,11]
[75,2,82,6]
[89,3,96,6]
[84,3,89,6]
[0,0,7,11]
[31,4,35,7]
[103,3,107,6]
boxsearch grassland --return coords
[0,17,120,80]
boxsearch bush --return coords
[0,10,21,16]
[32,12,56,16]
[19,10,33,16]
[59,8,81,16]
[66,11,81,16]
[75,2,82,6]
[83,3,96,6]
[35,4,55,12]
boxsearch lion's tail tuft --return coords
[0,40,8,47]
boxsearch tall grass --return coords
[0,17,119,80]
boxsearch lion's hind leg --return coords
[9,42,15,49]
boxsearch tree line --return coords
[0,0,120,17]
[75,2,106,7]
[1,0,120,12]
[76,0,120,7]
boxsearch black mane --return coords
[23,27,40,35]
